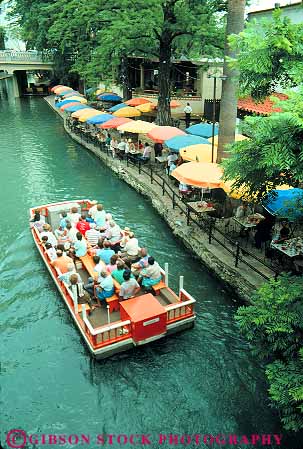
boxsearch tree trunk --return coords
[120,55,132,101]
[156,37,172,125]
[217,0,245,163]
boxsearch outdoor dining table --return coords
[270,238,303,258]
[186,201,215,225]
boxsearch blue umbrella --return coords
[165,135,211,153]
[98,94,122,102]
[263,188,303,220]
[64,104,92,113]
[58,90,76,97]
[109,103,128,112]
[186,123,219,138]
[55,99,80,108]
[86,114,113,125]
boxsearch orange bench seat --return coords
[152,280,166,295]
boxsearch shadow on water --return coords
[0,93,302,448]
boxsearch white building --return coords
[247,1,303,23]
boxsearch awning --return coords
[171,162,223,188]
[113,107,141,118]
[263,188,303,220]
[180,144,217,163]
[100,117,134,129]
[147,126,186,143]
[117,120,157,134]
[165,135,210,153]
[86,113,113,125]
[186,123,219,139]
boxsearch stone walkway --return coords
[45,96,276,302]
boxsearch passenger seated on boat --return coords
[57,228,71,248]
[97,240,115,265]
[88,200,98,221]
[58,263,82,286]
[40,224,58,247]
[51,250,74,274]
[68,206,81,227]
[94,204,106,230]
[76,214,91,236]
[59,212,69,230]
[83,255,103,296]
[45,242,57,261]
[120,227,131,248]
[120,232,140,263]
[85,223,100,246]
[131,247,149,277]
[139,256,162,288]
[69,274,92,309]
[71,232,87,258]
[106,254,120,274]
[95,270,115,303]
[66,222,78,244]
[111,260,128,284]
[107,220,122,252]
[119,270,140,301]
[30,211,45,232]
[41,235,49,247]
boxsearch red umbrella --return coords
[147,126,186,143]
[100,117,134,129]
[60,102,82,111]
[125,97,152,106]
[51,85,63,92]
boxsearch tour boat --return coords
[30,199,196,359]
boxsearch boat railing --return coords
[166,290,195,324]
[81,306,132,348]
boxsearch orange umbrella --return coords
[51,85,63,92]
[53,86,73,94]
[60,102,82,111]
[153,100,181,108]
[100,117,134,129]
[113,107,141,118]
[71,108,95,118]
[147,126,186,143]
[180,144,217,163]
[125,97,152,106]
[171,162,223,188]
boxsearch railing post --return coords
[172,190,176,209]
[138,161,141,174]
[162,178,165,196]
[164,263,169,287]
[208,218,213,244]
[126,154,129,167]
[179,276,184,300]
[150,166,153,184]
[235,242,240,267]
[107,305,111,325]
[81,304,86,320]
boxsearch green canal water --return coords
[0,81,300,449]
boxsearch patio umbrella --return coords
[71,108,97,118]
[165,135,210,153]
[62,91,84,98]
[208,134,248,146]
[147,126,186,143]
[117,120,157,134]
[153,99,181,108]
[55,99,80,108]
[78,110,104,122]
[67,96,87,104]
[113,107,141,118]
[135,103,156,113]
[125,97,152,106]
[53,86,73,94]
[98,93,122,102]
[64,104,91,113]
[186,123,219,138]
[86,114,113,125]
[60,102,82,111]
[263,188,303,220]
[100,117,134,129]
[58,90,77,97]
[51,85,63,92]
[109,103,128,112]
[171,162,223,188]
[180,144,217,163]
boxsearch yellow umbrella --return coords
[135,103,156,113]
[223,181,294,200]
[117,120,158,134]
[113,107,141,118]
[71,108,96,118]
[78,110,103,122]
[208,134,248,146]
[180,144,217,163]
[171,162,223,188]
[66,96,87,104]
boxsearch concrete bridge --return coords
[0,50,54,96]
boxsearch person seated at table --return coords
[97,240,115,264]
[139,256,162,289]
[95,270,115,304]
[110,136,118,158]
[138,140,144,151]
[169,161,177,175]
[154,142,163,157]
[76,214,91,236]
[254,214,275,249]
[138,142,152,162]
[293,254,303,275]
[119,270,141,301]
[179,182,191,199]
[117,138,127,159]
[275,220,290,243]
[129,140,136,153]
[166,152,178,174]
[235,201,252,220]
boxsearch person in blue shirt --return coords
[96,270,114,303]
[59,212,69,229]
[96,240,115,264]
[73,232,87,257]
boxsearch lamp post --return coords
[207,74,227,163]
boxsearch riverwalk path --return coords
[45,96,275,302]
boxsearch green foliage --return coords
[236,274,303,431]
[0,26,5,50]
[229,10,303,99]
